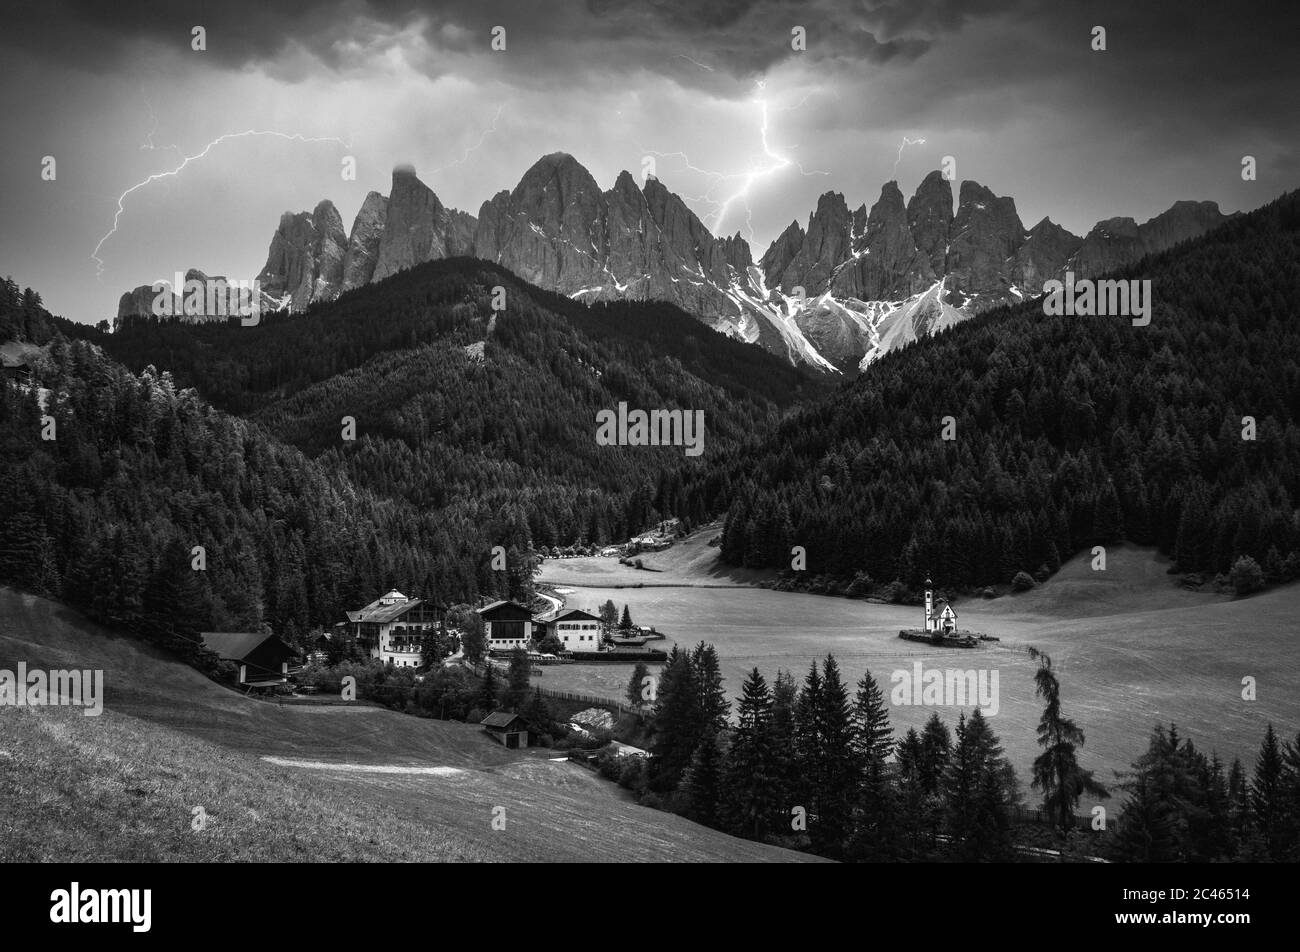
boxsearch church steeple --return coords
[924,577,934,631]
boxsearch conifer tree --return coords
[649,645,700,792]
[626,660,650,711]
[918,712,952,796]
[1251,724,1288,860]
[847,669,898,860]
[769,669,798,818]
[1280,731,1300,861]
[1030,654,1108,836]
[722,668,778,840]
[680,731,724,828]
[793,660,824,816]
[943,709,1016,861]
[478,661,500,712]
[1112,724,1200,861]
[505,647,531,710]
[852,668,894,781]
[690,642,730,734]
[521,691,552,735]
[813,656,859,856]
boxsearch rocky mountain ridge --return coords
[118,156,1234,372]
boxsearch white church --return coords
[922,579,958,635]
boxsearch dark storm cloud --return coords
[3,0,985,85]
[11,0,1294,128]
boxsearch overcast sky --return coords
[2,0,1296,322]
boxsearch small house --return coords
[200,631,299,688]
[481,711,530,749]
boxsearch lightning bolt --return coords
[92,129,352,278]
[640,81,827,243]
[674,54,714,72]
[892,136,927,179]
[429,104,505,175]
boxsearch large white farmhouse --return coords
[345,590,444,667]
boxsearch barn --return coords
[200,631,299,689]
[481,711,530,749]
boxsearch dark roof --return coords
[346,590,425,624]
[478,600,533,619]
[552,608,600,622]
[481,711,527,729]
[200,631,280,661]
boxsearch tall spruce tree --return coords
[1251,724,1288,860]
[918,712,952,796]
[943,709,1017,861]
[680,731,724,828]
[1030,654,1108,836]
[813,656,860,857]
[793,661,825,822]
[1112,724,1204,861]
[649,645,701,793]
[770,669,798,821]
[722,668,778,840]
[691,642,730,734]
[847,669,898,860]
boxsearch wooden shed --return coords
[480,711,530,749]
[200,631,299,688]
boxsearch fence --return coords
[567,649,667,663]
[532,685,641,718]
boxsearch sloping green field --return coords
[0,587,821,862]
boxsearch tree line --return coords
[615,642,1300,862]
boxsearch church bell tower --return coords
[924,577,934,632]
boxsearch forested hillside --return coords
[714,189,1300,589]
[70,259,820,547]
[0,260,819,653]
[0,331,499,654]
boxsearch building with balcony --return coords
[477,600,536,653]
[345,590,445,667]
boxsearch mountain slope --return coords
[767,173,1236,371]
[708,188,1300,587]
[0,585,820,863]
[70,258,823,571]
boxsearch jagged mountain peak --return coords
[231,154,1234,375]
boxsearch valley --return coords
[541,534,1299,796]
